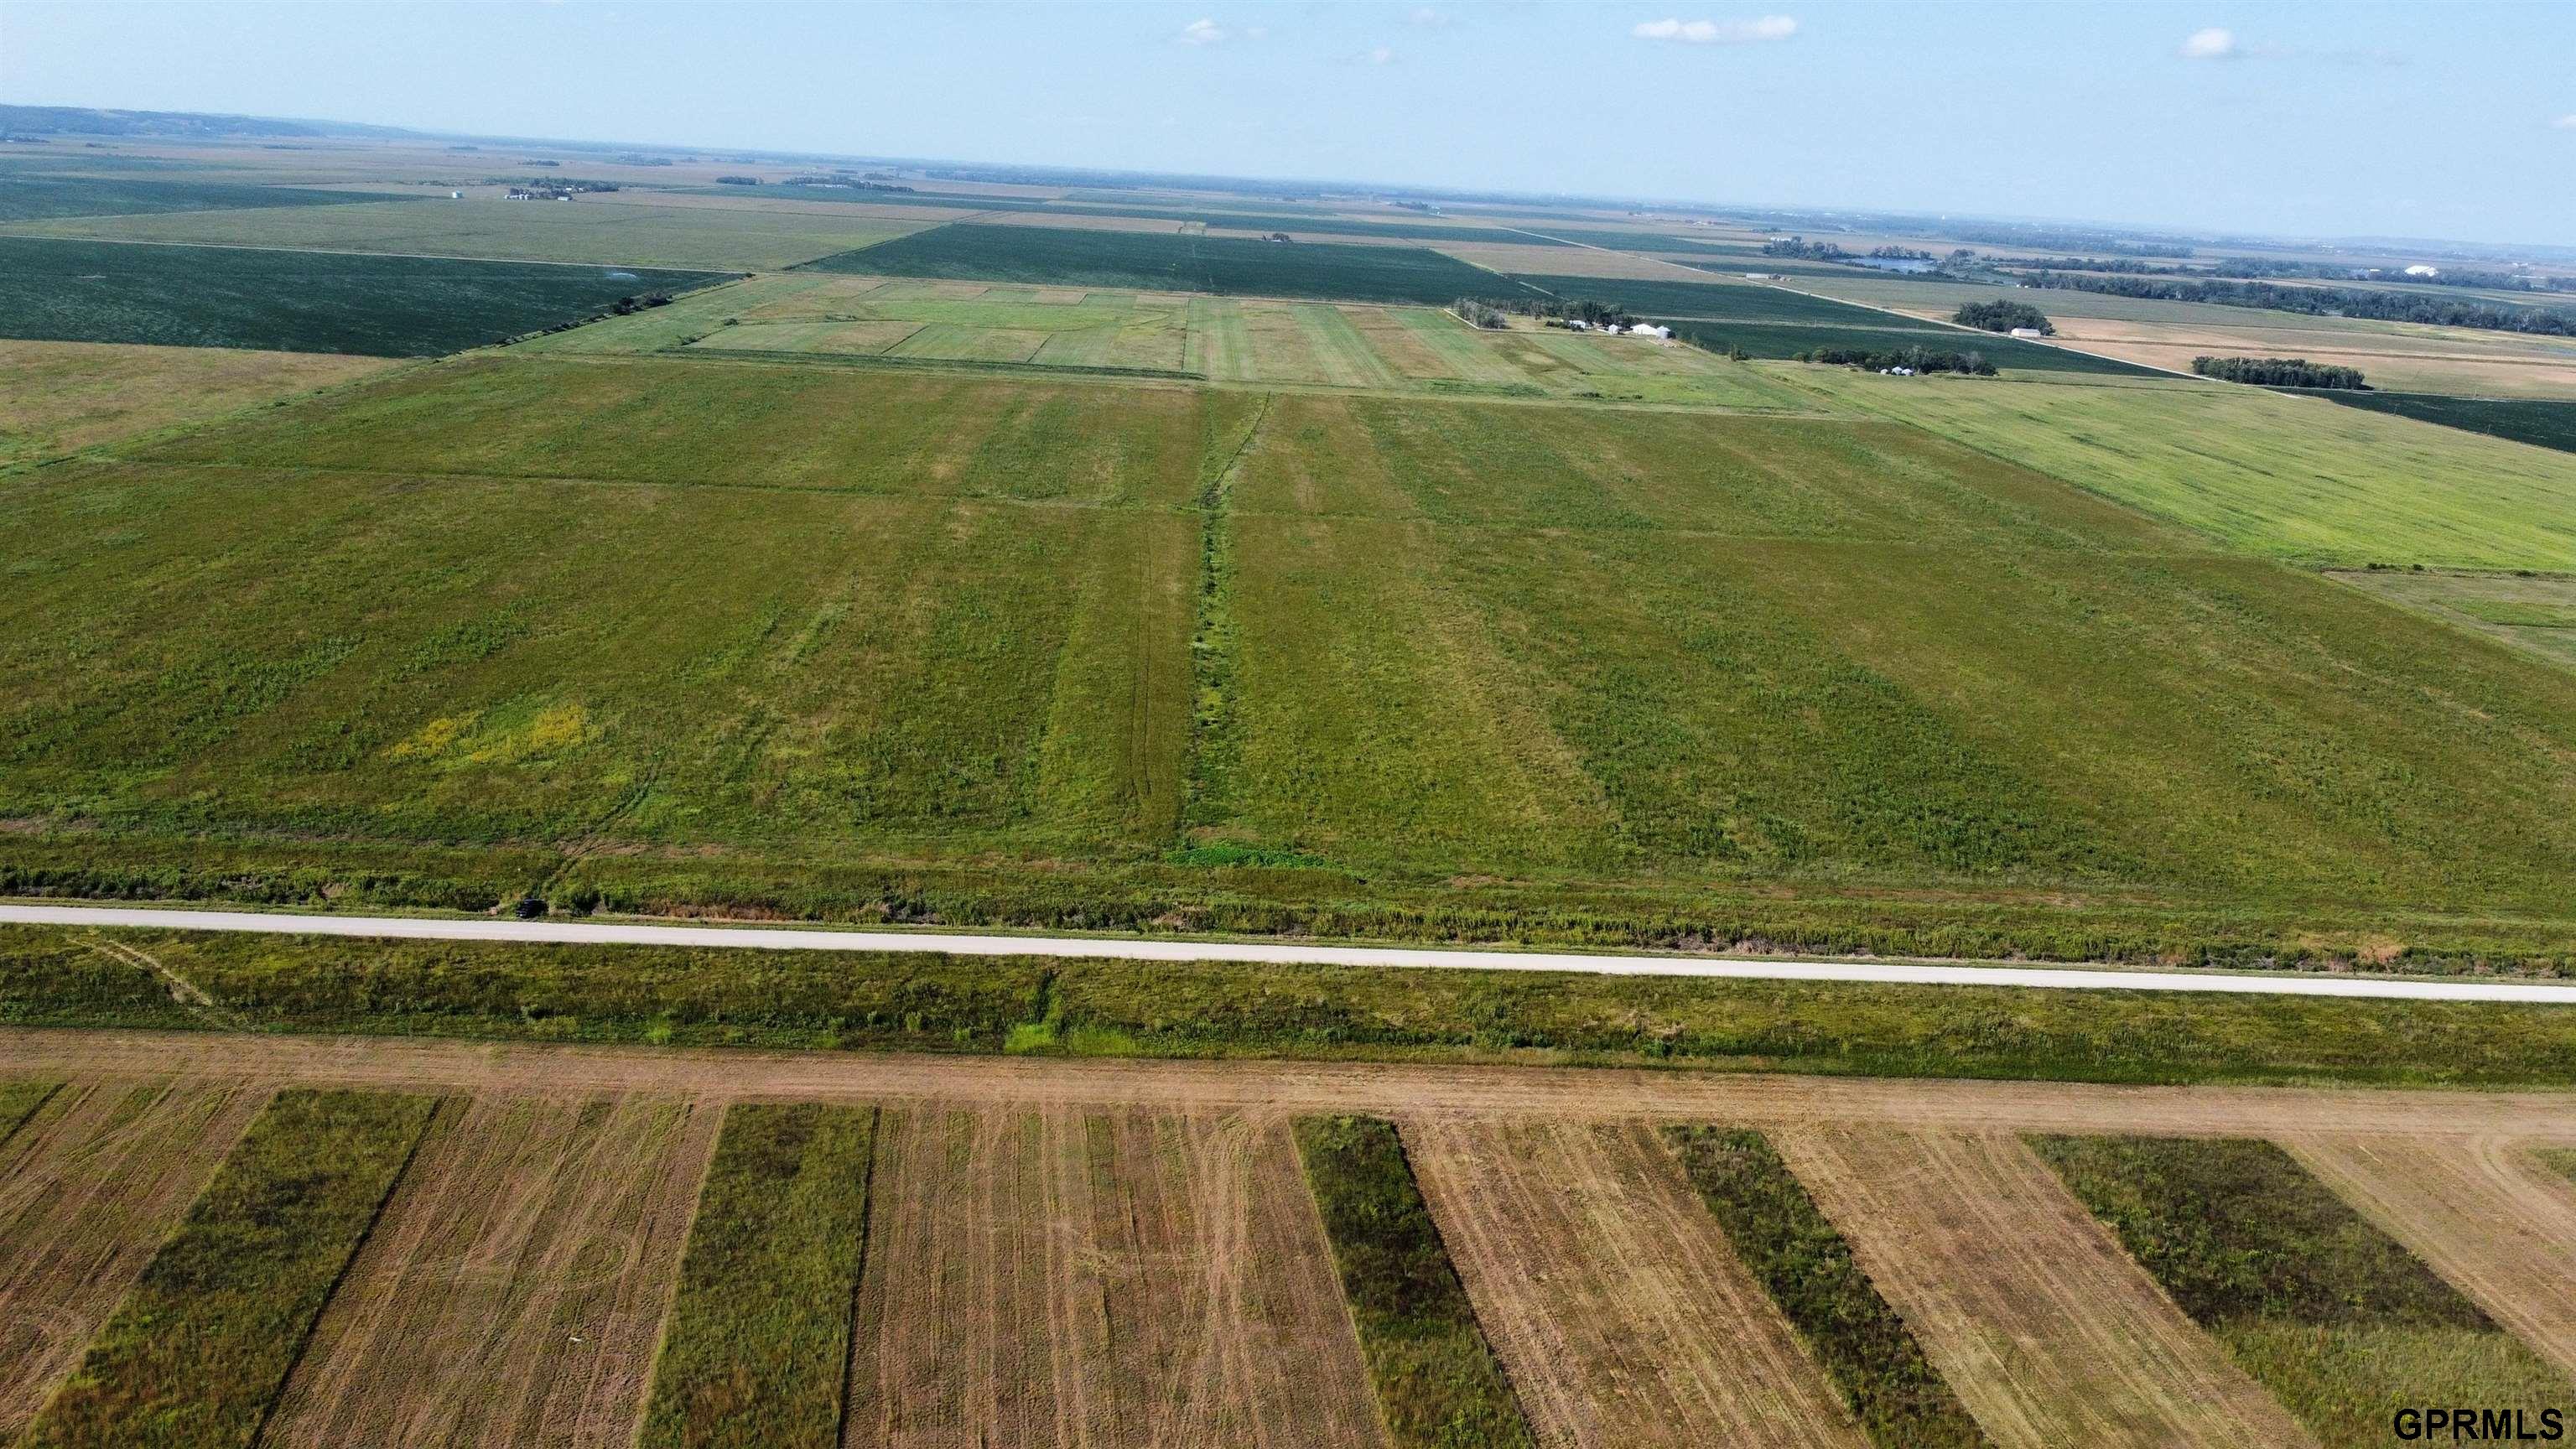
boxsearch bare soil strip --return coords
[0,1078,266,1441]
[844,1104,1385,1447]
[1773,1129,2315,1449]
[262,1093,720,1449]
[1405,1119,1866,1448]
[2283,1133,2576,1380]
[8,1029,2573,1143]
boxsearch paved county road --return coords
[4,902,2574,1004]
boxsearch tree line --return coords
[1953,299,2053,335]
[1800,344,1997,377]
[2192,356,2367,389]
[2023,272,2576,336]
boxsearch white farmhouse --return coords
[1633,324,1672,340]
[2404,264,2441,278]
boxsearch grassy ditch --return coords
[1292,1114,1535,1449]
[18,1088,439,1449]
[1664,1127,1987,1448]
[639,1103,880,1449]
[2033,1135,2573,1447]
[13,926,2576,1088]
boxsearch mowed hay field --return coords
[530,271,1821,407]
[1800,367,2576,569]
[12,356,2576,958]
[1,195,932,270]
[4,1048,2570,1447]
[0,338,397,465]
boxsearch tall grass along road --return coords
[5,903,2574,1003]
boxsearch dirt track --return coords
[7,1028,2574,1143]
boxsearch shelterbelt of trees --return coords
[2191,356,2368,389]
[2023,271,2576,336]
[1953,299,2054,335]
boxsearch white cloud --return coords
[1178,18,1224,45]
[1410,7,1446,25]
[1366,45,1396,64]
[2554,113,2576,130]
[1633,15,1797,44]
[2179,26,2239,60]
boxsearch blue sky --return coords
[7,1,2572,243]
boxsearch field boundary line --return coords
[8,903,2576,1002]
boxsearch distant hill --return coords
[0,105,422,141]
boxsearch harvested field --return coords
[19,1088,439,1449]
[2283,1134,2576,1381]
[1773,1129,2311,1449]
[0,1080,267,1441]
[1665,1127,1987,1449]
[262,1093,719,1449]
[1294,1114,1535,1448]
[1405,1118,1866,1448]
[845,1104,1384,1447]
[0,339,397,465]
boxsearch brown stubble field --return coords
[2281,1133,2576,1380]
[260,1093,720,1449]
[846,1104,1385,1448]
[0,1079,268,1440]
[1404,1118,1867,1448]
[1763,1129,2321,1449]
[3,1033,2573,1446]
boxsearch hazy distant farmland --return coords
[805,222,1515,304]
[0,236,728,355]
[1506,273,2159,374]
[1,196,926,269]
[0,174,408,221]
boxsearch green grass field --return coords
[1292,1115,1538,1449]
[0,174,408,221]
[10,356,2576,961]
[639,1104,879,1449]
[17,925,2576,1088]
[2,196,927,269]
[2033,1135,2573,1448]
[18,1088,439,1449]
[1665,1128,1987,1449]
[805,222,1516,304]
[2329,569,2576,673]
[0,236,728,356]
[1804,370,2576,569]
[2302,388,2576,454]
